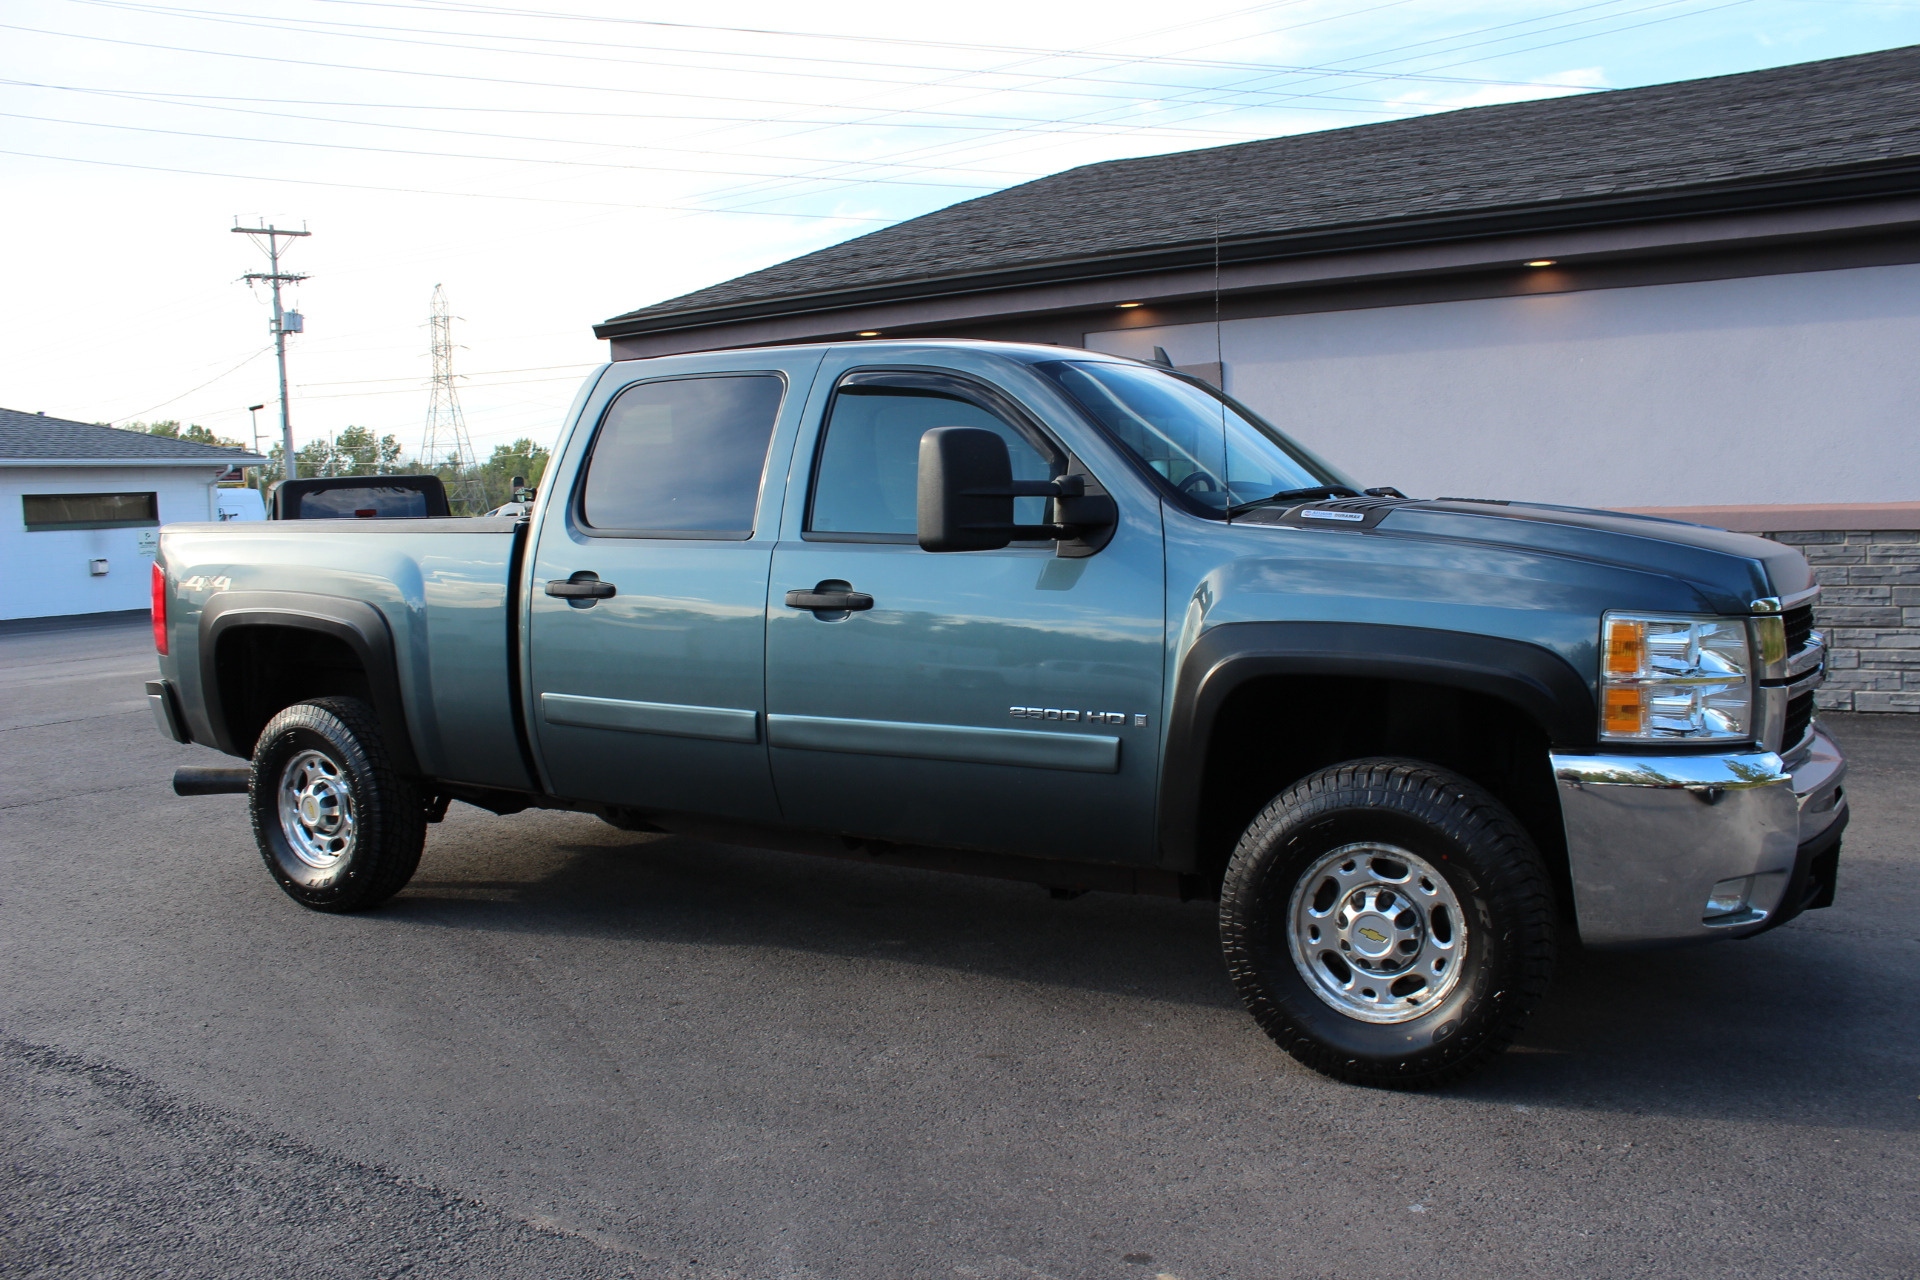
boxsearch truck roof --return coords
[604,337,1140,369]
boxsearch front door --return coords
[764,362,1165,864]
[526,357,817,821]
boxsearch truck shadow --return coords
[1462,931,1911,1127]
[397,828,1241,1011]
[391,821,1915,1129]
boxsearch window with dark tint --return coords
[582,374,784,534]
[809,383,1054,537]
[295,486,430,518]
[23,492,158,530]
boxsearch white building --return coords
[0,409,266,622]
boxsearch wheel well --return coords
[1192,675,1571,912]
[215,626,374,757]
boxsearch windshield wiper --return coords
[1225,484,1359,517]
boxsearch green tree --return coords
[477,438,551,508]
[332,425,406,475]
[270,428,410,480]
[130,420,244,448]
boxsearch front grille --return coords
[1782,692,1815,752]
[1783,604,1815,654]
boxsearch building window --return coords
[22,492,160,531]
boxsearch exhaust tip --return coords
[173,766,251,797]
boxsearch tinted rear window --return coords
[295,486,431,519]
[582,375,784,535]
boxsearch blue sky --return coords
[3,0,1916,457]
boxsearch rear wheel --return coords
[249,697,426,912]
[1220,758,1555,1088]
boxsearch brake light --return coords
[151,560,168,655]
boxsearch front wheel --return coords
[1220,758,1555,1088]
[249,697,426,912]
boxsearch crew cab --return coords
[146,339,1847,1087]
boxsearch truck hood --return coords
[1240,496,1810,614]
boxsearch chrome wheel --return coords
[276,749,357,870]
[1286,843,1467,1024]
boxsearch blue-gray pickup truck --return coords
[147,339,1847,1087]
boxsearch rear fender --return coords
[199,591,421,775]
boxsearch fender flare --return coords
[199,591,422,775]
[1158,620,1596,869]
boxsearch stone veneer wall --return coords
[1767,529,1920,713]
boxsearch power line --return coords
[0,80,1053,176]
[0,23,1296,137]
[0,148,897,219]
[303,374,587,400]
[68,0,1594,102]
[673,0,1656,217]
[300,361,595,386]
[0,78,1267,138]
[2,111,1004,190]
[109,345,274,423]
[213,0,1611,87]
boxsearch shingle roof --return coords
[602,44,1920,332]
[0,408,267,463]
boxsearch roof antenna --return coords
[1214,215,1229,520]
[1149,346,1176,368]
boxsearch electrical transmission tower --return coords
[421,284,484,512]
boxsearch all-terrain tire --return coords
[248,697,426,912]
[1220,758,1555,1088]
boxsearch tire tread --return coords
[248,697,426,912]
[1220,757,1555,1089]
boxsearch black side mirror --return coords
[918,427,1017,552]
[917,427,1116,555]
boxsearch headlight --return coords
[1599,612,1753,742]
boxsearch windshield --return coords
[1035,360,1351,515]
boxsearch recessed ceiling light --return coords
[1117,302,1144,308]
[1524,259,1557,268]
[856,331,881,337]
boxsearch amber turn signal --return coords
[1605,618,1645,677]
[1603,685,1644,736]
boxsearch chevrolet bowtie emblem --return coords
[1358,927,1387,943]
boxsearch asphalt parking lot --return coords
[2,614,1917,1280]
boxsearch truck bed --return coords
[156,518,533,792]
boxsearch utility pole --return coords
[421,284,483,512]
[232,222,310,483]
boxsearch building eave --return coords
[595,157,1920,342]
[0,457,269,468]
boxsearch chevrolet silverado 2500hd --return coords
[147,339,1847,1087]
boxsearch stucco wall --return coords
[0,466,223,621]
[1085,262,1920,510]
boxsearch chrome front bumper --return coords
[1550,726,1848,948]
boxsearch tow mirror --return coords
[916,427,1116,555]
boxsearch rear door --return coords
[525,354,820,821]
[763,356,1166,864]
